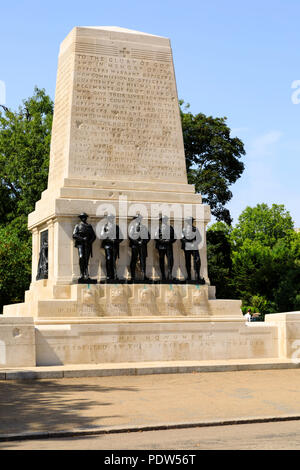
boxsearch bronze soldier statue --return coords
[128,214,150,281]
[100,214,122,281]
[181,217,204,283]
[155,215,176,281]
[73,213,96,283]
[36,233,48,280]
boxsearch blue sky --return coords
[1,0,299,226]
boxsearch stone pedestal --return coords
[3,281,239,319]
[35,318,279,366]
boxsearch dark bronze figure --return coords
[128,214,150,281]
[73,212,96,283]
[155,215,176,281]
[36,231,48,280]
[181,217,204,283]
[100,214,122,281]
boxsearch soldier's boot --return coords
[130,264,136,281]
[79,258,86,280]
[194,255,203,283]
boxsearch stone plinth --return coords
[3,282,241,319]
[0,317,36,367]
[4,311,300,368]
[35,318,279,366]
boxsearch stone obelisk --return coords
[27,26,211,287]
[47,26,188,190]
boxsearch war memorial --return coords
[0,27,299,369]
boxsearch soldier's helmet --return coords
[78,212,88,220]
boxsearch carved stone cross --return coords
[119,47,130,57]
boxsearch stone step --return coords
[63,178,196,193]
[59,186,202,204]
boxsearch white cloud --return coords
[249,130,282,158]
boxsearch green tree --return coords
[180,102,245,224]
[232,203,294,248]
[272,233,300,312]
[0,88,53,310]
[230,204,299,314]
[0,87,53,222]
[207,204,300,316]
[0,216,32,308]
[207,221,234,299]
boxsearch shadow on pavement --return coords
[0,379,138,435]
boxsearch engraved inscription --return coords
[68,50,187,182]
[50,337,267,357]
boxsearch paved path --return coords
[1,368,300,441]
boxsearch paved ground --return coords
[1,368,300,442]
[2,420,300,450]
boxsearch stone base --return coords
[34,318,279,366]
[1,312,300,368]
[3,281,240,319]
[2,274,299,369]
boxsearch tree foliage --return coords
[208,204,300,315]
[207,221,234,299]
[0,88,53,310]
[180,101,245,224]
[0,216,32,307]
[232,203,295,248]
[0,87,53,222]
